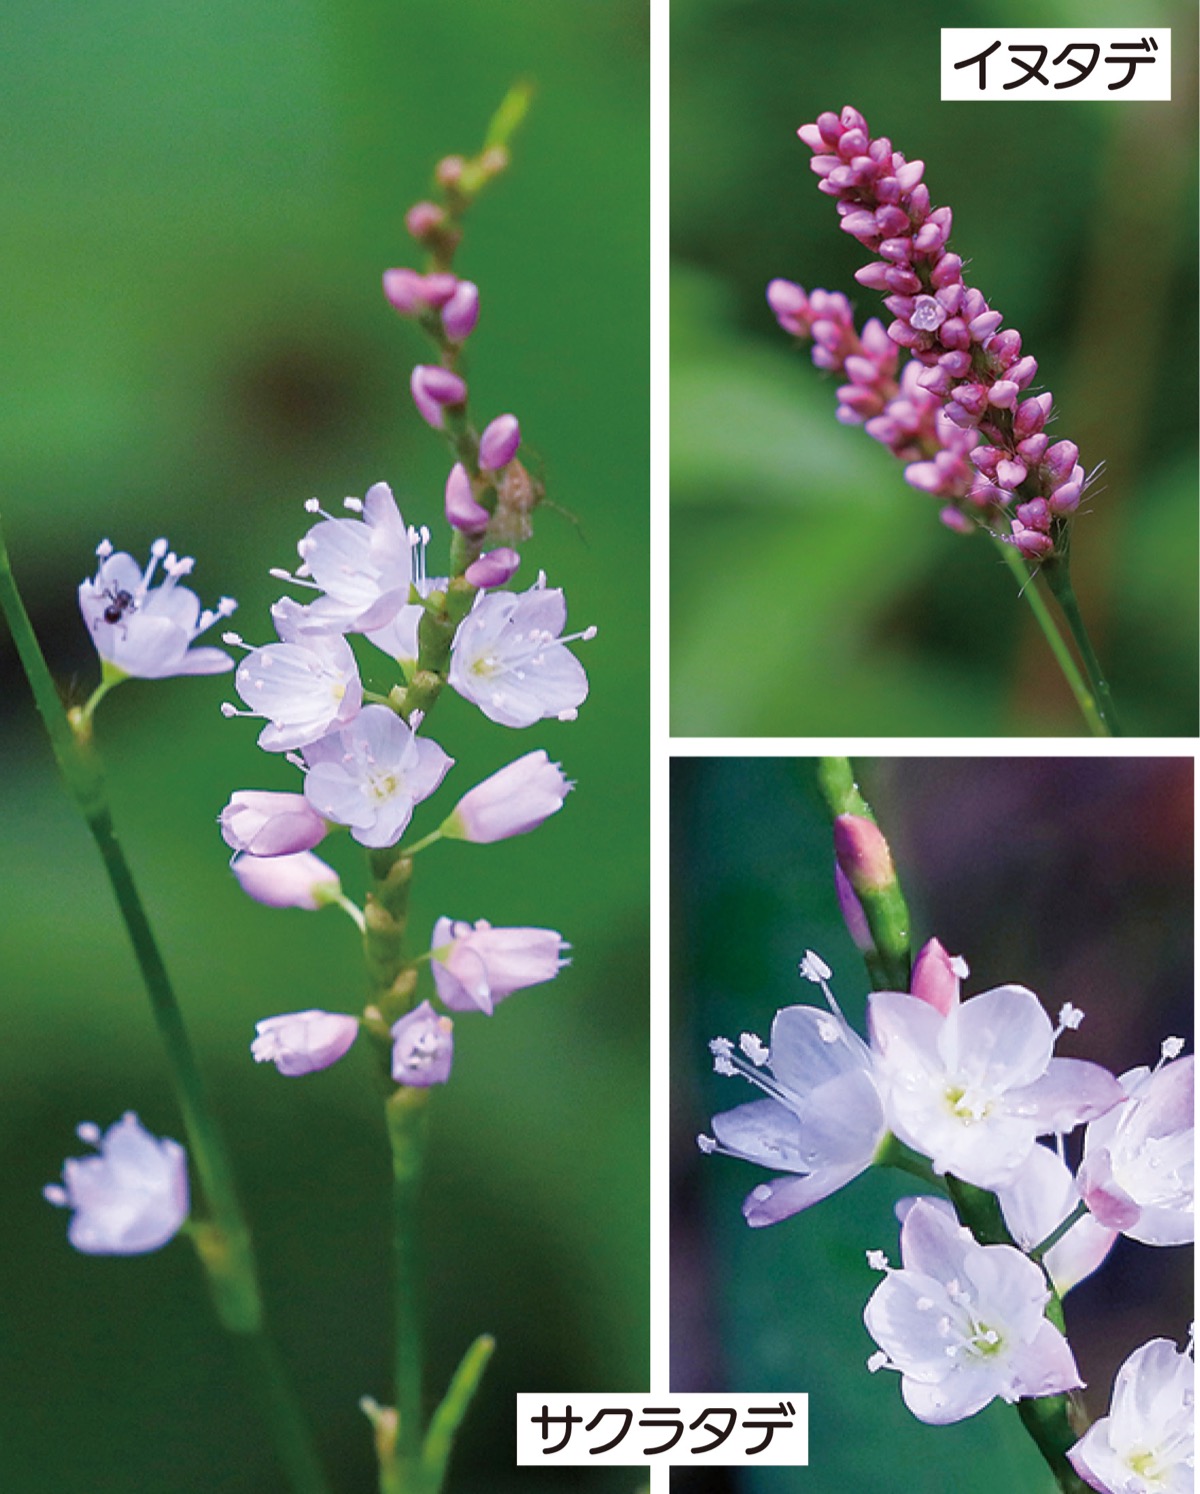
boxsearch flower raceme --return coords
[44,1113,190,1255]
[863,1198,1082,1425]
[774,105,1094,558]
[79,539,237,680]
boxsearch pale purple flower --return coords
[391,1001,454,1087]
[382,267,458,315]
[864,1197,1081,1424]
[868,984,1123,1189]
[251,1010,360,1077]
[430,917,568,1015]
[1068,1335,1194,1494]
[411,365,467,429]
[79,538,237,679]
[448,573,595,728]
[222,599,362,753]
[301,705,452,849]
[441,750,573,843]
[1078,1045,1193,1245]
[479,414,521,472]
[267,485,415,635]
[44,1113,189,1255]
[232,849,342,910]
[220,790,328,857]
[698,953,887,1227]
[464,548,520,589]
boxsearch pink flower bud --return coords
[441,280,480,341]
[1048,480,1082,516]
[251,1010,359,1077]
[909,938,964,1016]
[391,1001,453,1087]
[834,863,874,952]
[411,366,467,429]
[1044,441,1080,481]
[1014,394,1052,439]
[420,274,459,309]
[479,414,521,472]
[995,458,1027,490]
[465,548,520,589]
[929,253,963,288]
[1008,526,1055,561]
[444,463,490,534]
[405,201,445,239]
[232,850,341,910]
[940,506,975,534]
[854,261,891,291]
[382,268,427,315]
[220,790,328,857]
[988,380,1020,410]
[442,750,572,843]
[833,813,896,894]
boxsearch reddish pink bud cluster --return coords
[768,278,981,528]
[784,106,1092,560]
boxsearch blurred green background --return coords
[0,2,648,1490]
[671,0,1198,735]
[672,756,1193,1493]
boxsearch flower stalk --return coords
[0,518,331,1494]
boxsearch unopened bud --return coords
[834,862,874,953]
[465,548,520,589]
[909,938,964,1016]
[833,814,896,894]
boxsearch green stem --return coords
[1030,1201,1090,1263]
[873,1133,948,1193]
[0,518,331,1494]
[1040,557,1122,736]
[992,539,1112,737]
[384,1087,432,1493]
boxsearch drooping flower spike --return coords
[79,539,237,680]
[779,106,1096,558]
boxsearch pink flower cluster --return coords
[776,105,1092,560]
[767,280,981,531]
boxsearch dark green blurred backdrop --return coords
[672,757,1193,1493]
[671,0,1198,735]
[0,2,648,1489]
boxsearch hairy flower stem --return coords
[993,540,1116,736]
[815,757,911,990]
[0,518,331,1494]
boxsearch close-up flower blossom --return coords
[43,1113,190,1255]
[698,952,887,1227]
[251,1010,360,1077]
[269,485,415,635]
[219,789,328,857]
[1078,1046,1194,1246]
[390,1000,454,1087]
[429,917,568,1014]
[868,981,1123,1189]
[1068,1335,1195,1494]
[300,704,452,848]
[863,1197,1082,1425]
[447,573,595,728]
[232,848,342,911]
[223,598,363,752]
[79,538,237,680]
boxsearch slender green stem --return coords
[1030,1201,1090,1264]
[992,539,1111,736]
[420,1335,496,1493]
[386,1087,431,1492]
[1040,558,1122,736]
[0,518,331,1494]
[873,1133,947,1193]
[401,829,444,858]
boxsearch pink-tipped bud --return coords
[1017,433,1050,464]
[1048,480,1082,515]
[1014,394,1052,440]
[909,938,964,1016]
[1044,441,1080,481]
[995,458,1027,490]
[465,547,520,589]
[444,463,490,534]
[411,365,467,429]
[988,380,1020,410]
[479,414,521,472]
[833,813,896,895]
[441,280,480,341]
[419,273,459,309]
[968,310,1004,341]
[835,863,874,953]
[1016,498,1050,529]
[232,850,341,911]
[405,201,445,240]
[382,268,427,315]
[939,505,975,534]
[435,155,466,188]
[929,253,963,289]
[1008,526,1055,561]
